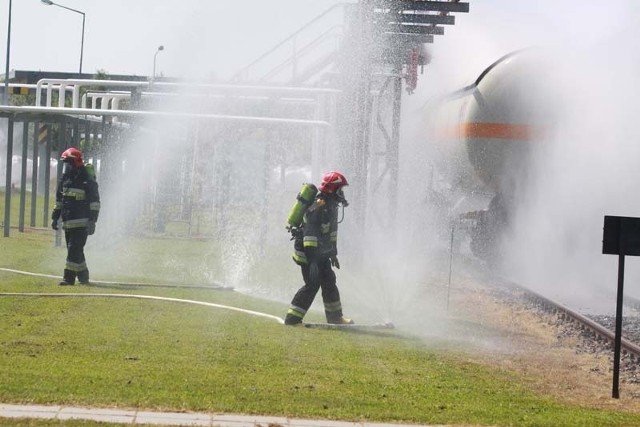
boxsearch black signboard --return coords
[603,215,640,256]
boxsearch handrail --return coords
[260,24,342,82]
[232,3,348,81]
[290,51,338,85]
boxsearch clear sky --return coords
[0,0,345,79]
[1,0,639,83]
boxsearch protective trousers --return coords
[63,228,89,284]
[285,258,344,324]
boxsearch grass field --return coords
[3,198,640,425]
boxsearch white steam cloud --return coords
[398,1,640,320]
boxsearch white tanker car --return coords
[424,49,558,260]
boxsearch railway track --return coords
[494,281,640,364]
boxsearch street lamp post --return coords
[40,0,85,74]
[152,45,165,82]
[3,0,12,105]
[3,0,14,238]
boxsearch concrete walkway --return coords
[0,403,447,426]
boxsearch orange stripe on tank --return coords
[460,122,534,140]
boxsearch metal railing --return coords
[232,3,348,83]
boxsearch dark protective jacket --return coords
[292,193,338,265]
[52,166,100,230]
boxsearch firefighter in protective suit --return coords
[285,171,354,325]
[51,147,100,286]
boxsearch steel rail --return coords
[506,282,640,361]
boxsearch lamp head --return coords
[158,45,164,52]
[41,0,54,5]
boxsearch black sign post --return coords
[602,215,640,398]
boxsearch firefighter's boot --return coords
[59,269,76,286]
[284,314,303,326]
[285,306,305,325]
[77,269,90,285]
[327,317,354,325]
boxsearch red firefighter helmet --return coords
[319,171,348,194]
[60,147,84,168]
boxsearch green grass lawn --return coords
[2,230,640,426]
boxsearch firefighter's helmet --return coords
[319,171,348,194]
[60,147,84,168]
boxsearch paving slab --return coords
[284,418,364,427]
[210,420,258,427]
[0,403,445,427]
[213,414,290,426]
[58,406,137,424]
[0,403,61,419]
[136,410,212,426]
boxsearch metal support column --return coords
[18,120,28,232]
[54,119,67,247]
[42,126,52,228]
[30,121,39,227]
[73,119,80,147]
[387,67,402,227]
[3,116,15,237]
[100,115,109,182]
[311,95,323,182]
[85,118,91,157]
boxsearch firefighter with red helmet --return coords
[51,147,101,286]
[285,171,354,325]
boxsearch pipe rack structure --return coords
[1,78,339,238]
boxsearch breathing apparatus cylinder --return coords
[287,183,318,228]
[84,163,97,181]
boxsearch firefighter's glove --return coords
[86,221,96,236]
[288,226,301,241]
[51,209,61,230]
[330,256,340,269]
[308,262,320,286]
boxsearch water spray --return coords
[447,224,455,313]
